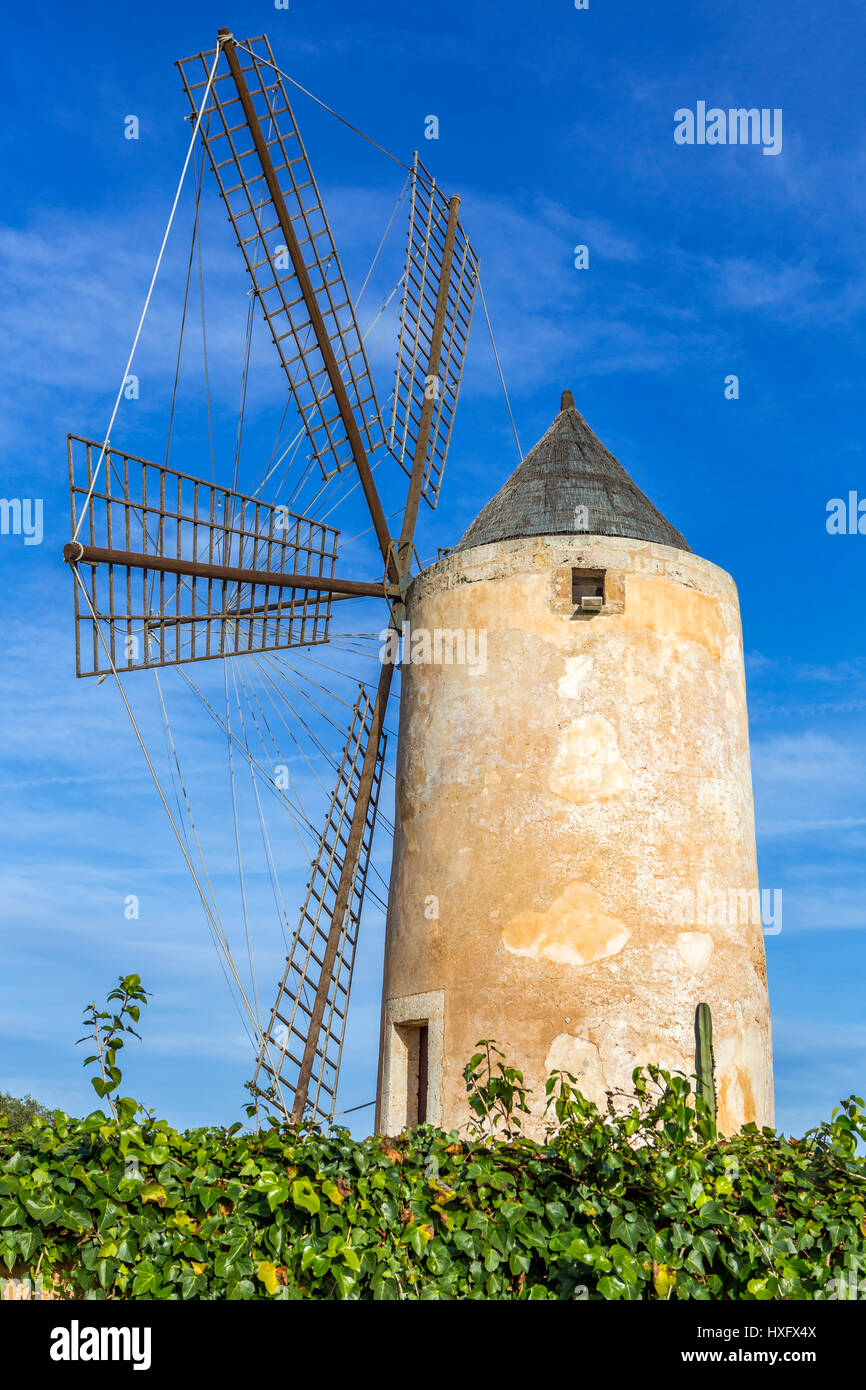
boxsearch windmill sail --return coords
[176,35,386,482]
[66,435,339,677]
[251,685,386,1123]
[390,156,478,509]
[61,26,480,1132]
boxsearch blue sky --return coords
[2,0,865,1138]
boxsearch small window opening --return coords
[395,1020,429,1127]
[417,1025,429,1125]
[572,567,605,614]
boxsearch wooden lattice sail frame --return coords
[252,685,386,1121]
[390,155,478,511]
[62,27,478,1126]
[65,435,346,677]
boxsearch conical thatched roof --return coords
[455,391,690,553]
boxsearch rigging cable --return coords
[233,664,299,953]
[196,127,217,485]
[173,665,322,846]
[478,274,523,462]
[73,41,224,540]
[356,171,411,305]
[224,658,261,1027]
[152,666,255,1049]
[235,41,412,172]
[164,141,207,468]
[72,567,263,1044]
[231,293,256,497]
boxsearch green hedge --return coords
[2,1068,865,1300]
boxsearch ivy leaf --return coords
[227,1278,255,1300]
[115,1235,139,1263]
[23,1191,65,1224]
[652,1262,677,1298]
[453,1229,476,1257]
[696,1200,727,1227]
[117,1097,138,1126]
[140,1182,167,1208]
[747,1275,778,1300]
[96,1258,118,1289]
[545,1201,567,1228]
[264,1181,289,1212]
[0,1202,23,1228]
[332,1265,356,1299]
[291,1178,320,1216]
[131,1261,160,1297]
[17,1226,41,1262]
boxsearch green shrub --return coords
[0,1093,54,1134]
[2,1061,865,1300]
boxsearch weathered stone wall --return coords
[376,534,773,1136]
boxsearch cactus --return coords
[694,1002,717,1136]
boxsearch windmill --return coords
[62,30,479,1128]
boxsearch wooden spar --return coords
[398,193,462,567]
[217,31,398,586]
[62,543,392,599]
[290,656,394,1121]
[287,198,464,1122]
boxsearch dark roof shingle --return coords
[455,391,690,553]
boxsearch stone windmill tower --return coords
[376,392,773,1136]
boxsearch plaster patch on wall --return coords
[549,714,632,802]
[502,881,630,966]
[625,574,725,659]
[545,1033,607,1108]
[676,931,714,972]
[715,1022,767,1131]
[557,654,593,700]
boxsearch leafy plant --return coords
[463,1039,531,1140]
[76,974,149,1122]
[3,1061,865,1301]
[4,997,866,1301]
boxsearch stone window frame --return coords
[379,990,444,1134]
